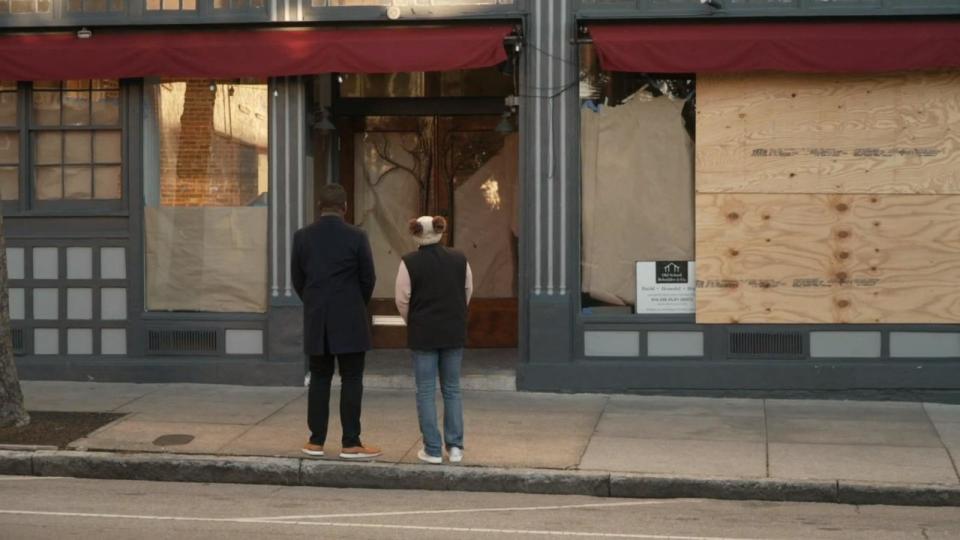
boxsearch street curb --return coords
[838,481,960,507]
[0,450,32,476]
[610,474,838,504]
[2,449,959,507]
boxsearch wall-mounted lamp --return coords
[315,107,336,133]
[495,110,514,134]
[209,82,217,92]
[386,6,401,20]
[77,27,92,39]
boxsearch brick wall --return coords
[158,80,267,207]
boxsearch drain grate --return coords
[729,331,804,357]
[153,434,195,447]
[146,328,219,355]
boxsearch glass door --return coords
[338,115,518,348]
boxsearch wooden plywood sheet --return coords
[697,71,960,194]
[695,193,960,324]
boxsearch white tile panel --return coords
[585,331,640,357]
[891,333,960,358]
[32,247,58,279]
[648,332,704,357]
[34,328,59,355]
[225,329,264,355]
[67,288,93,320]
[32,288,58,320]
[811,332,882,358]
[100,288,127,320]
[9,288,24,320]
[66,247,93,280]
[101,329,127,355]
[67,328,93,355]
[6,247,24,280]
[100,247,126,280]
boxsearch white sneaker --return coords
[417,448,442,465]
[448,447,463,464]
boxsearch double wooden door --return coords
[338,115,519,349]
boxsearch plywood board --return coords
[695,193,960,324]
[697,71,960,194]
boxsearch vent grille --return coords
[11,328,23,355]
[147,328,218,355]
[729,331,803,356]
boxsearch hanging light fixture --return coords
[495,111,514,134]
[496,96,519,133]
[315,107,336,132]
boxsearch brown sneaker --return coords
[301,443,324,457]
[340,444,382,460]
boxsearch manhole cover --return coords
[152,434,195,446]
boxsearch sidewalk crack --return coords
[922,402,960,483]
[213,390,306,454]
[253,390,308,427]
[110,384,169,413]
[576,395,609,469]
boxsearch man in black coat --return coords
[291,184,381,460]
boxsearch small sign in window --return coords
[636,261,696,315]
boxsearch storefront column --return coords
[523,0,579,367]
[268,76,311,367]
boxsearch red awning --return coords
[590,22,960,74]
[0,25,513,80]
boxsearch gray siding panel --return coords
[810,332,882,358]
[585,331,640,357]
[891,332,960,358]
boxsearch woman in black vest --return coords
[395,216,473,464]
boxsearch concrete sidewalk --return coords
[7,381,960,505]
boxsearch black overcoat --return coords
[291,216,376,355]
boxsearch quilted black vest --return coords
[402,244,468,350]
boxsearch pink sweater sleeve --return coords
[394,261,411,322]
[465,262,474,305]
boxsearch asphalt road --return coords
[0,476,958,539]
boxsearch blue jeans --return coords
[412,348,464,458]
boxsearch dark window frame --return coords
[64,0,127,13]
[0,82,20,209]
[1,80,129,217]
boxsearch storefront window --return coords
[212,0,265,8]
[65,0,125,12]
[32,80,123,203]
[320,0,511,6]
[339,68,514,99]
[0,81,17,201]
[145,0,196,10]
[143,79,269,313]
[580,45,696,316]
[0,0,52,13]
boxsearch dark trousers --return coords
[308,352,365,447]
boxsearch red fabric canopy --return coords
[0,25,513,80]
[590,22,960,74]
